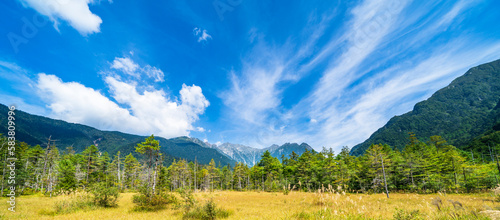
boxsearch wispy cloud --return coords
[109,57,165,82]
[193,27,212,42]
[218,0,500,150]
[436,0,472,28]
[217,10,338,147]
[314,41,500,149]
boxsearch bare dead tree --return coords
[41,136,57,192]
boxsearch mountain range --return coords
[351,59,500,155]
[197,141,313,166]
[0,104,312,166]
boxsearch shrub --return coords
[283,184,291,195]
[92,182,119,207]
[132,190,179,212]
[21,187,38,196]
[183,199,232,220]
[50,191,96,215]
[178,188,197,210]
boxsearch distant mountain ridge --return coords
[351,59,500,155]
[0,104,312,166]
[192,140,313,166]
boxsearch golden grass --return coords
[0,191,498,219]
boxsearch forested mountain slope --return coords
[351,59,500,155]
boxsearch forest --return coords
[1,132,499,196]
[1,133,499,219]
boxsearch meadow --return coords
[0,191,499,220]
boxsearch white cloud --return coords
[217,9,340,148]
[311,42,500,149]
[143,65,165,83]
[308,0,409,114]
[180,84,210,118]
[221,65,284,125]
[110,57,165,82]
[217,0,500,151]
[36,73,209,138]
[111,57,139,77]
[19,0,105,35]
[437,0,471,28]
[193,27,212,42]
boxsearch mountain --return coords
[351,59,500,156]
[465,98,500,153]
[0,104,236,165]
[208,143,262,166]
[199,141,314,166]
[267,143,314,160]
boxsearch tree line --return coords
[1,133,499,197]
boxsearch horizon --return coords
[2,0,500,151]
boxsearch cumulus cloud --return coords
[19,0,106,35]
[111,57,139,77]
[193,27,212,42]
[110,57,165,82]
[143,65,165,83]
[36,73,209,138]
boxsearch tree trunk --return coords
[463,168,468,193]
[86,150,91,184]
[381,157,389,198]
[410,164,415,189]
[194,159,197,192]
[452,158,458,189]
[152,161,157,195]
[117,154,121,189]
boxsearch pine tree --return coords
[82,145,99,187]
[124,153,140,189]
[135,135,161,195]
[57,158,77,193]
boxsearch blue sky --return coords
[1,0,500,152]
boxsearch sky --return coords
[1,0,500,152]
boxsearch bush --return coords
[183,199,232,220]
[92,182,119,207]
[283,184,291,195]
[178,188,197,210]
[132,190,179,212]
[50,191,96,215]
[21,187,38,196]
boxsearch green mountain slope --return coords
[0,104,236,165]
[351,59,500,156]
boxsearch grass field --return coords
[0,191,499,219]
